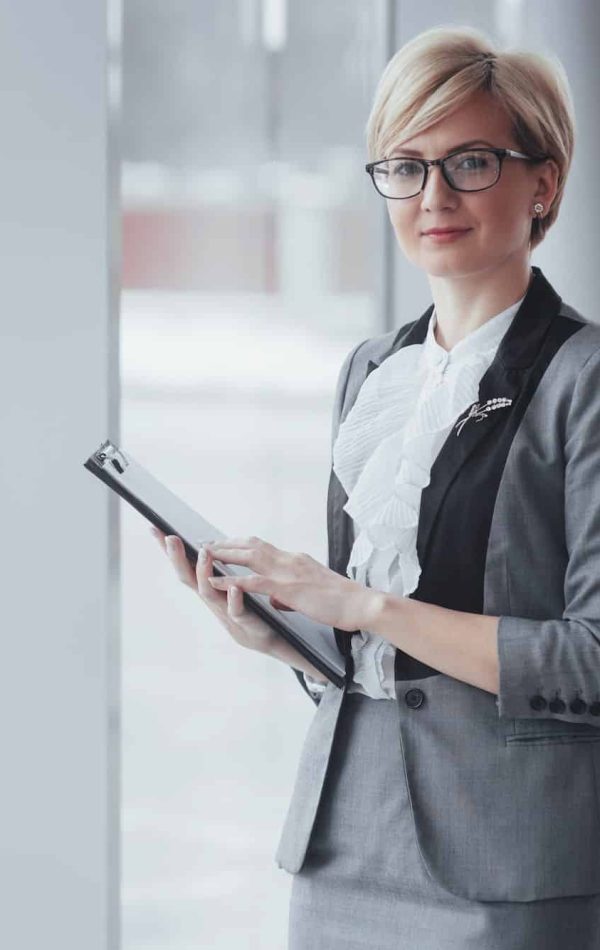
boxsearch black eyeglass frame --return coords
[364,147,549,199]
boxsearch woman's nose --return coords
[420,164,457,210]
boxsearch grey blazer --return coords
[276,264,600,903]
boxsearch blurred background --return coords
[118,3,599,947]
[2,1,598,949]
[119,3,382,947]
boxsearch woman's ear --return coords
[534,158,560,211]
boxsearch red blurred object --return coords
[122,206,369,293]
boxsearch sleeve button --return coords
[570,697,587,715]
[549,697,566,714]
[529,694,547,711]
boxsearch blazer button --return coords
[548,697,566,714]
[529,694,547,711]
[570,697,587,715]
[405,688,425,709]
[590,702,600,717]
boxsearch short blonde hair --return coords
[365,26,575,250]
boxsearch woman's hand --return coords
[201,535,372,632]
[150,527,278,654]
[150,528,335,684]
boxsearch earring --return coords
[533,203,544,217]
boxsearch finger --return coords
[195,545,230,608]
[270,595,293,611]
[227,584,245,620]
[150,525,167,553]
[164,535,197,587]
[207,573,270,595]
[205,539,286,571]
[201,546,255,567]
[205,536,277,557]
[207,536,261,548]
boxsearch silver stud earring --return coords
[533,203,544,217]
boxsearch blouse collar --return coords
[423,292,527,372]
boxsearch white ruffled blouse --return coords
[304,293,525,701]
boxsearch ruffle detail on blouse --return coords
[333,342,501,601]
[334,297,524,700]
[351,629,398,700]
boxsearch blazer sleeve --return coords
[496,345,600,726]
[291,338,367,704]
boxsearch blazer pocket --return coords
[507,716,600,746]
[506,732,600,746]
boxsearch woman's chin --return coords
[418,256,482,278]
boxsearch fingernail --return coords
[198,548,207,561]
[165,536,176,549]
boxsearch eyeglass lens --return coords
[372,149,501,198]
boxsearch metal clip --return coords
[94,440,129,474]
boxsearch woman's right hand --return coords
[150,527,277,655]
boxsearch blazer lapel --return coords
[327,265,563,661]
[415,266,562,568]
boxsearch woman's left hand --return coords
[203,535,374,632]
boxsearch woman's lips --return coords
[422,228,472,243]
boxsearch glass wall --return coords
[120,2,384,946]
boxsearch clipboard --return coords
[83,439,347,687]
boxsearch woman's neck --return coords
[429,258,533,351]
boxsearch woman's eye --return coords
[457,156,488,170]
[392,161,421,176]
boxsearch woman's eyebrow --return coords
[389,139,495,157]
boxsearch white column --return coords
[0,2,120,949]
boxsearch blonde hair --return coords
[365,26,575,250]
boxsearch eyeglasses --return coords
[365,147,548,199]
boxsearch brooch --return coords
[454,397,513,436]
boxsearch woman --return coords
[153,26,600,950]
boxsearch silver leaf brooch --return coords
[454,397,513,436]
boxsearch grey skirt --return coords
[287,691,600,950]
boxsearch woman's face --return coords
[383,90,559,279]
